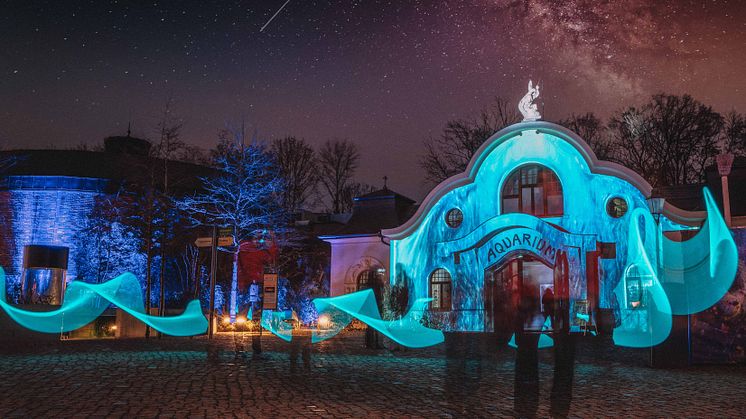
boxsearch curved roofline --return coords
[383,121,704,240]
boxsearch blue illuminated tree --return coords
[177,126,286,321]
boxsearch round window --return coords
[445,208,463,228]
[606,197,629,218]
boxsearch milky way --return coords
[1,0,744,200]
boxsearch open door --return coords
[552,250,570,333]
[484,258,519,343]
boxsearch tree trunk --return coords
[158,243,166,338]
[144,242,153,338]
[229,250,239,322]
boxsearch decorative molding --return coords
[383,121,705,240]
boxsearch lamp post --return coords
[716,152,734,227]
[646,193,691,367]
[646,195,665,226]
[646,193,666,269]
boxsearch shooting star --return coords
[260,0,292,33]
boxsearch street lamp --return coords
[646,194,666,225]
[716,152,734,227]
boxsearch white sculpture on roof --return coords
[518,80,541,122]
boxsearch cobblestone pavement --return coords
[0,331,745,418]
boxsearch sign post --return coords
[207,225,218,339]
[262,273,278,310]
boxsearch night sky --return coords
[2,0,745,201]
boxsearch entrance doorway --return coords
[485,255,556,342]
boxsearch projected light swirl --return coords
[0,268,208,336]
[612,187,737,347]
[311,289,445,348]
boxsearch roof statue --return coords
[518,80,541,122]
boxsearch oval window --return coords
[606,197,629,218]
[445,208,463,228]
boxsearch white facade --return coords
[324,235,390,297]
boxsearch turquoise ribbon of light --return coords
[508,316,554,349]
[612,207,672,348]
[311,289,445,348]
[260,309,293,342]
[660,187,738,315]
[0,268,208,336]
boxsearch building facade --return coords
[324,120,745,360]
[0,135,210,303]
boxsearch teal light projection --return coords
[388,124,654,332]
[385,122,739,348]
[260,309,293,342]
[660,188,738,315]
[311,289,445,348]
[0,268,207,336]
[611,207,672,347]
[508,317,554,349]
[612,187,737,347]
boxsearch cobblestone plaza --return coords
[1,331,744,418]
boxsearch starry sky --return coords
[1,0,745,201]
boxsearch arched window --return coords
[429,268,452,311]
[501,164,563,216]
[357,268,384,291]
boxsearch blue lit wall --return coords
[388,123,658,332]
[0,176,105,301]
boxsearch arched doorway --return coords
[484,251,569,343]
[356,268,385,310]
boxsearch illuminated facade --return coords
[0,136,211,303]
[369,121,738,348]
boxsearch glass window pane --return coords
[524,167,538,185]
[442,283,451,308]
[547,195,563,215]
[503,197,519,213]
[431,286,440,309]
[522,187,533,213]
[502,165,563,217]
[504,175,519,195]
[533,187,544,215]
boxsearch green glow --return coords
[0,268,207,336]
[311,289,445,348]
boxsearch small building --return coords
[320,187,417,299]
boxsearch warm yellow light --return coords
[318,314,331,330]
[109,325,117,331]
[236,316,247,325]
[222,316,231,325]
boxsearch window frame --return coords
[445,208,463,228]
[501,164,563,217]
[428,268,453,312]
[355,268,385,293]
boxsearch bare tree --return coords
[154,98,183,321]
[723,110,746,155]
[318,139,360,213]
[557,113,612,160]
[271,136,318,213]
[421,97,520,184]
[339,182,376,213]
[608,94,723,187]
[174,244,200,300]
